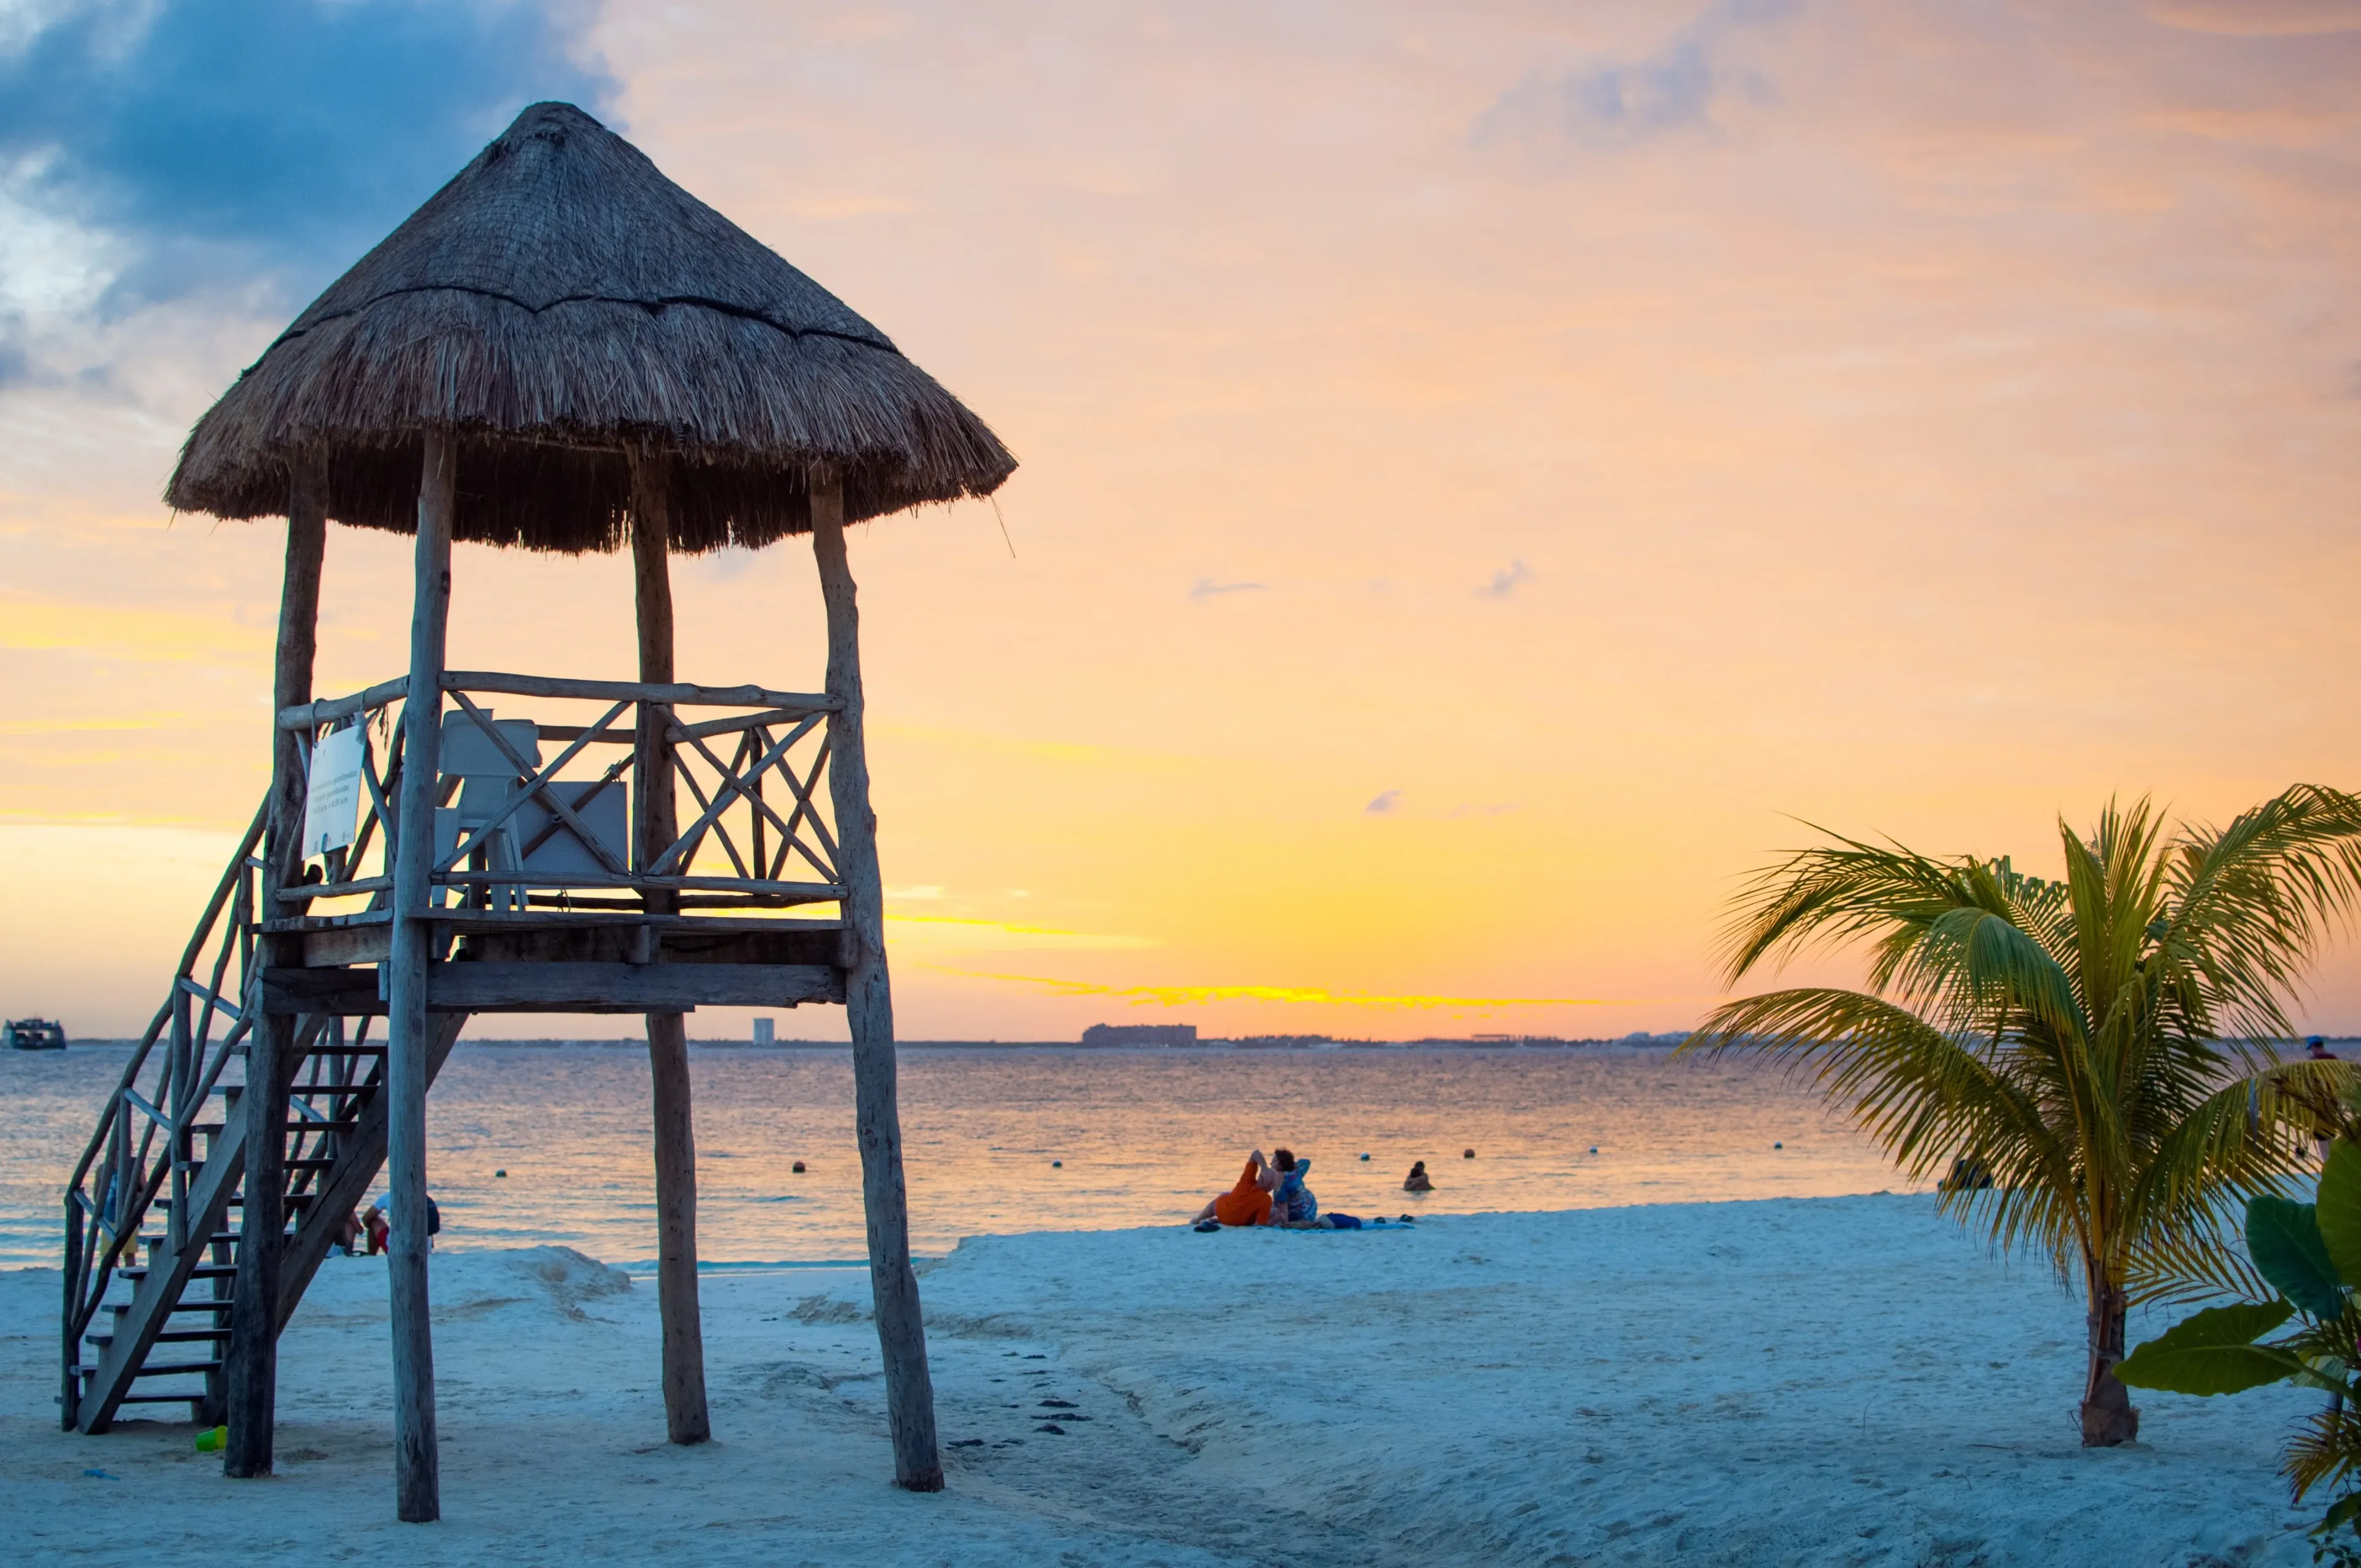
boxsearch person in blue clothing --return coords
[1271,1149,1319,1225]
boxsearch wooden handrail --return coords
[279,674,408,729]
[63,799,266,1194]
[282,673,839,729]
[444,671,837,711]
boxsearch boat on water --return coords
[4,1018,66,1050]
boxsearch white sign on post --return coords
[303,725,365,859]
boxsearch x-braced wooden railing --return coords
[273,670,844,919]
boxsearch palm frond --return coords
[1696,788,2361,1364]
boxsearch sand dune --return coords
[3,1195,2320,1565]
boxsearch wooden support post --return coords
[386,432,454,1522]
[631,445,710,1446]
[811,481,942,1491]
[226,451,326,1479]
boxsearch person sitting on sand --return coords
[1271,1149,1319,1225]
[1192,1150,1280,1227]
[1403,1160,1433,1194]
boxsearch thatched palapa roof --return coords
[166,102,1014,553]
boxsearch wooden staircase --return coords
[58,803,461,1431]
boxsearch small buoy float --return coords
[1051,1159,1063,1168]
[494,1169,507,1179]
[1588,1146,1598,1154]
[1773,1142,1784,1150]
[1359,1152,1370,1161]
[791,1160,806,1173]
[1463,1148,1475,1159]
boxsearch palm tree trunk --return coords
[2081,1262,2140,1447]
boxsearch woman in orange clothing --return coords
[1192,1149,1279,1228]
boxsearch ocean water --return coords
[0,1042,1920,1271]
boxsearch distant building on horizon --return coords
[1080,1022,1198,1047]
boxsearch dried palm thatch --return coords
[165,102,1014,553]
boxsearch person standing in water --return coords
[1402,1160,1433,1193]
[2309,1037,2343,1161]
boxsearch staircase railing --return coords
[60,799,266,1426]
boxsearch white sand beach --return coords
[3,1195,2322,1566]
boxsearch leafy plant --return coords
[1680,788,2361,1446]
[2116,1141,2361,1559]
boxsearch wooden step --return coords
[87,1326,228,1350]
[119,1264,236,1284]
[113,1392,207,1406]
[131,1360,224,1378]
[138,1231,240,1248]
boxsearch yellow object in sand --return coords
[194,1425,226,1452]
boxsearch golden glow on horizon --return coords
[927,967,1608,1013]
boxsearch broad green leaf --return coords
[2248,1195,2347,1320]
[2130,1299,2293,1353]
[2114,1301,2295,1396]
[2113,1340,2311,1396]
[2319,1141,2361,1289]
[2314,1492,2361,1542]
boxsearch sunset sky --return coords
[4,0,2360,1040]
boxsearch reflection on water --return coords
[0,1043,1921,1270]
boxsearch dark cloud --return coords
[0,0,615,309]
[1190,578,1265,601]
[1475,0,1793,152]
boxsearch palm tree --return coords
[1680,787,2361,1446]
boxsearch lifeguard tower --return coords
[57,103,1014,1519]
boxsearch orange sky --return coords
[4,0,2361,1040]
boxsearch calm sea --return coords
[0,1042,1918,1271]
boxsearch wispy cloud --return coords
[1474,0,1790,154]
[1190,577,1264,601]
[1479,561,1532,599]
[1365,789,1401,814]
[2147,1,2361,36]
[936,968,1605,1012]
